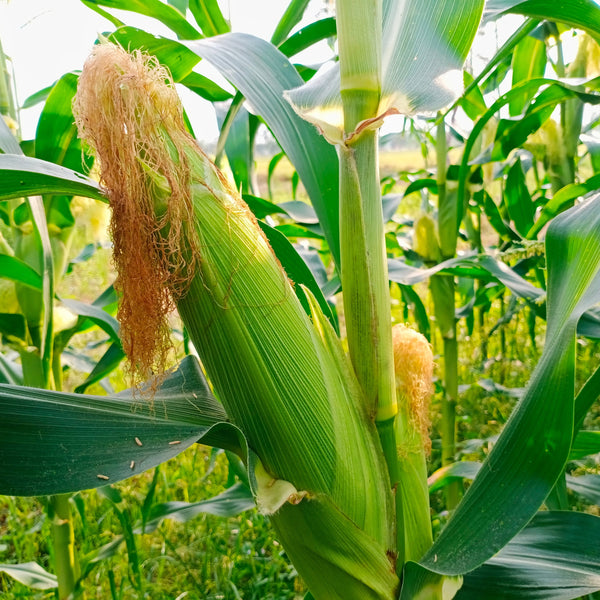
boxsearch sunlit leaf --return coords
[286,0,485,142]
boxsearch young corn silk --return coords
[73,44,397,600]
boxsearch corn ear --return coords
[74,43,397,599]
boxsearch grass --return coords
[1,151,599,598]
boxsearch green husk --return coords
[74,43,397,600]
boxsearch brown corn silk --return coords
[73,43,197,384]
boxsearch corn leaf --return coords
[570,430,600,460]
[74,342,125,394]
[35,73,89,173]
[484,0,600,42]
[0,255,42,289]
[566,474,600,505]
[5,131,57,388]
[189,0,229,37]
[271,0,310,46]
[144,482,255,532]
[0,155,104,202]
[278,18,336,58]
[0,356,243,496]
[387,255,543,303]
[81,0,202,40]
[109,27,201,80]
[0,562,57,591]
[405,193,600,583]
[457,512,600,599]
[59,298,120,343]
[509,32,546,117]
[504,158,535,237]
[185,33,341,265]
[285,0,484,142]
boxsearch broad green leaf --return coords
[399,562,462,600]
[491,85,600,164]
[459,72,488,121]
[185,33,341,265]
[430,460,600,503]
[0,313,26,342]
[457,511,600,599]
[387,255,543,303]
[144,482,255,532]
[0,356,242,496]
[398,284,431,340]
[0,155,104,203]
[414,193,600,577]
[485,0,600,42]
[189,0,230,37]
[427,461,481,494]
[271,0,310,46]
[478,189,520,241]
[109,27,201,81]
[105,26,237,114]
[243,193,287,219]
[528,173,600,239]
[180,71,232,102]
[285,0,484,142]
[35,73,88,173]
[0,562,58,591]
[59,298,120,342]
[0,353,23,386]
[278,18,337,58]
[0,254,42,289]
[504,158,535,237]
[107,27,232,100]
[82,0,202,40]
[74,342,125,394]
[510,33,547,117]
[279,201,318,223]
[575,359,600,428]
[570,430,600,460]
[21,84,55,109]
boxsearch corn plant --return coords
[1,1,600,599]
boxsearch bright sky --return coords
[0,0,332,140]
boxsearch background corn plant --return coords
[0,0,600,598]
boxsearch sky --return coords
[1,2,585,145]
[0,0,332,140]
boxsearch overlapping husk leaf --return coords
[74,43,397,600]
